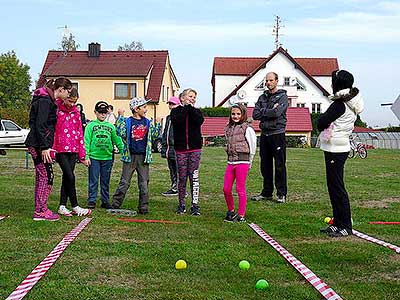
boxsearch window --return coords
[166,87,170,100]
[297,103,305,108]
[3,121,20,131]
[312,103,321,113]
[288,98,292,107]
[114,83,137,99]
[284,77,290,86]
[162,85,165,101]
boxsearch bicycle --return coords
[348,136,367,159]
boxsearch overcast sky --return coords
[1,0,399,127]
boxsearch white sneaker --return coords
[58,205,73,217]
[277,195,286,203]
[72,206,92,216]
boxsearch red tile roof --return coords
[40,50,169,102]
[353,126,381,133]
[201,107,312,136]
[213,56,338,76]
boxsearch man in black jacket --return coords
[252,72,288,203]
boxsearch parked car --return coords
[0,119,30,147]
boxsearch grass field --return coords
[0,147,399,300]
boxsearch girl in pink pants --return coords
[223,103,256,222]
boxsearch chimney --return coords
[88,42,101,57]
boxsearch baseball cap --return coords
[167,96,181,105]
[129,97,149,111]
[95,101,109,113]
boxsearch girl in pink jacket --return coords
[53,88,91,217]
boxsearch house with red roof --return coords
[208,47,338,144]
[212,47,338,115]
[39,43,180,121]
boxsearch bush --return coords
[200,107,230,117]
[0,106,29,128]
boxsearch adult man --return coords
[251,72,288,203]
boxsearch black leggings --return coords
[56,153,78,207]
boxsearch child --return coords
[318,70,364,237]
[53,88,91,217]
[25,77,72,221]
[111,97,157,214]
[170,88,204,215]
[85,101,124,209]
[161,96,181,196]
[223,104,256,222]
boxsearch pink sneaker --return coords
[33,209,60,221]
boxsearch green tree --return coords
[200,106,230,117]
[60,33,80,52]
[0,51,31,109]
[117,41,144,51]
[354,115,367,127]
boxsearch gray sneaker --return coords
[251,194,273,201]
[277,195,286,203]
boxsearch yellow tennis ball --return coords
[239,260,250,270]
[175,259,187,270]
[324,217,332,224]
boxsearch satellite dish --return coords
[237,90,247,99]
[229,95,239,106]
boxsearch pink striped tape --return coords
[249,223,343,300]
[0,215,9,221]
[352,229,400,254]
[6,217,92,300]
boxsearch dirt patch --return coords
[358,197,400,209]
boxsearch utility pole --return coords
[272,16,283,49]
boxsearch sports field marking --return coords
[249,223,343,300]
[352,229,400,254]
[6,217,92,300]
[118,218,189,224]
[368,221,400,225]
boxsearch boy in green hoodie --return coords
[84,101,124,209]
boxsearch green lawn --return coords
[0,148,399,300]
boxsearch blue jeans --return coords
[88,159,113,204]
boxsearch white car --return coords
[0,119,30,147]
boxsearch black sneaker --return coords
[100,202,113,209]
[234,215,246,223]
[162,189,178,197]
[176,205,186,214]
[320,225,339,234]
[251,194,273,201]
[224,211,237,222]
[328,227,353,237]
[190,206,201,216]
[87,202,96,209]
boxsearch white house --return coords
[212,47,339,114]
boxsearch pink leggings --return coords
[223,163,250,217]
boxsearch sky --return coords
[1,0,399,127]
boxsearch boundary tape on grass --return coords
[249,223,343,300]
[0,215,9,221]
[368,221,400,225]
[6,217,92,300]
[352,229,400,253]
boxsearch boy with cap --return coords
[161,96,181,196]
[111,97,158,214]
[84,101,124,209]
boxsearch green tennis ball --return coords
[175,259,187,270]
[255,279,269,290]
[239,260,250,270]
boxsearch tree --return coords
[354,115,367,128]
[0,51,31,109]
[117,41,144,51]
[60,33,80,52]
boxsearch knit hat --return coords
[129,97,149,111]
[95,101,109,113]
[167,96,181,105]
[332,70,354,94]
